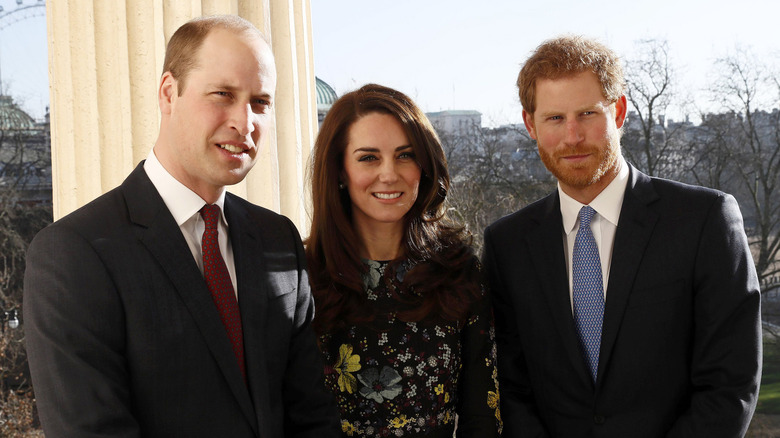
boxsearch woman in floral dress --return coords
[306,83,501,437]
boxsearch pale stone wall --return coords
[46,0,316,232]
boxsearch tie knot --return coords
[579,206,596,227]
[200,204,221,230]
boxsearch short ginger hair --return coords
[517,35,625,113]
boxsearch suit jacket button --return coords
[594,415,606,424]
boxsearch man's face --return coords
[523,71,626,203]
[158,28,276,202]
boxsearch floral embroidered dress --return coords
[319,258,501,437]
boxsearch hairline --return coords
[163,15,271,95]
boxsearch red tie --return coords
[200,204,245,380]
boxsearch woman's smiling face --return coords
[342,112,421,236]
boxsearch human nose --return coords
[377,160,399,183]
[229,103,255,137]
[564,119,584,145]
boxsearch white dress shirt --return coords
[143,150,238,297]
[559,157,629,310]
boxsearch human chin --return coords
[217,161,255,186]
[353,208,405,230]
[551,146,618,189]
[540,149,598,188]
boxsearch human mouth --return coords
[373,192,402,200]
[559,150,593,164]
[218,143,245,154]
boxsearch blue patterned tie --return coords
[572,206,604,382]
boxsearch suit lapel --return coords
[597,165,659,385]
[526,193,593,386]
[225,195,269,436]
[122,165,258,433]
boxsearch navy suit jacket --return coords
[484,165,761,437]
[24,163,339,437]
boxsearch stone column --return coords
[46,0,317,233]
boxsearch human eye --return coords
[398,151,416,160]
[357,154,378,162]
[251,99,272,113]
[211,91,233,102]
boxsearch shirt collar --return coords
[143,149,228,227]
[559,156,629,234]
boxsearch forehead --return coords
[534,71,607,111]
[347,113,408,148]
[192,28,276,87]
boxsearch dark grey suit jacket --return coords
[24,163,339,437]
[484,165,761,437]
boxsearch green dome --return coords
[316,77,337,111]
[0,95,35,130]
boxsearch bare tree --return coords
[623,39,689,180]
[705,48,780,296]
[0,113,51,436]
[686,112,737,191]
[441,120,555,252]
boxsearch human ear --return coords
[158,72,177,115]
[522,110,538,140]
[614,95,628,129]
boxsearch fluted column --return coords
[268,0,316,228]
[46,0,317,233]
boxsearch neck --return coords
[562,157,623,205]
[354,220,405,261]
[152,143,224,204]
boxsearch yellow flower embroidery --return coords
[488,390,502,427]
[341,420,356,436]
[434,383,444,395]
[444,392,450,403]
[487,390,499,409]
[390,415,410,428]
[334,344,361,393]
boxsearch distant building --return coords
[426,110,481,137]
[0,95,51,205]
[316,77,338,126]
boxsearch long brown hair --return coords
[306,84,480,334]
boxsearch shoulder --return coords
[37,186,128,240]
[225,193,294,227]
[36,163,165,242]
[637,174,738,220]
[485,192,556,239]
[225,193,303,242]
[628,165,730,209]
[649,175,726,200]
[27,189,138,277]
[226,193,286,221]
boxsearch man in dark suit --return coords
[484,36,762,437]
[23,15,338,437]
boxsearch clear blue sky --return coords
[2,1,777,126]
[0,0,47,121]
[312,0,779,127]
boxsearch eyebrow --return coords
[538,104,604,118]
[352,145,413,154]
[211,83,273,101]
